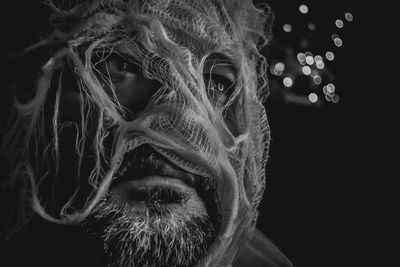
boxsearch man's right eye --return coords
[107,54,139,74]
[98,53,140,84]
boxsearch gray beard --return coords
[82,195,216,267]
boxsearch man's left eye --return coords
[204,73,235,106]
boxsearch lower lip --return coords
[110,175,195,201]
[112,175,193,191]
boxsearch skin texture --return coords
[0,1,292,266]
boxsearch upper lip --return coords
[111,144,195,188]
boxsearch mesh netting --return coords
[1,0,274,266]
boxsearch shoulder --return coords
[234,228,294,267]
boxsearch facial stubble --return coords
[82,194,216,267]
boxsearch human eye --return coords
[96,52,140,84]
[203,72,235,106]
[203,54,237,107]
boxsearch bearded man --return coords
[0,0,292,266]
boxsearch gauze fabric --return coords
[1,1,275,266]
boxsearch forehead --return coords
[78,0,239,59]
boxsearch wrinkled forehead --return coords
[70,0,239,59]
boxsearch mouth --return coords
[109,144,221,229]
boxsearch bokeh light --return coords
[314,55,323,63]
[304,51,313,57]
[306,56,314,65]
[309,93,318,103]
[297,53,306,65]
[334,37,343,47]
[335,19,344,28]
[302,66,312,75]
[316,61,325,69]
[327,83,336,93]
[265,4,354,106]
[275,62,285,72]
[332,94,340,103]
[273,62,285,76]
[325,94,332,102]
[299,4,309,14]
[313,75,322,85]
[283,77,293,87]
[283,24,292,32]
[345,12,353,21]
[325,51,335,61]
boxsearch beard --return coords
[81,193,216,267]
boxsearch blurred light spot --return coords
[297,53,306,65]
[308,23,316,31]
[334,37,343,47]
[335,19,344,28]
[323,86,328,95]
[331,33,339,40]
[325,51,335,61]
[306,56,314,65]
[314,55,323,63]
[345,12,353,21]
[299,4,309,14]
[327,83,336,93]
[302,66,311,75]
[310,70,318,78]
[313,75,322,84]
[325,94,332,102]
[316,61,325,69]
[309,93,318,103]
[273,62,285,76]
[283,77,293,87]
[305,51,313,57]
[283,24,292,32]
[332,94,340,103]
[275,62,285,72]
[269,65,275,75]
[273,69,283,76]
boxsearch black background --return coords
[0,1,383,267]
[257,1,386,267]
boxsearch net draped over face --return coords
[1,0,273,266]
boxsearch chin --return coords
[81,143,221,267]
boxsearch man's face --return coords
[3,1,271,266]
